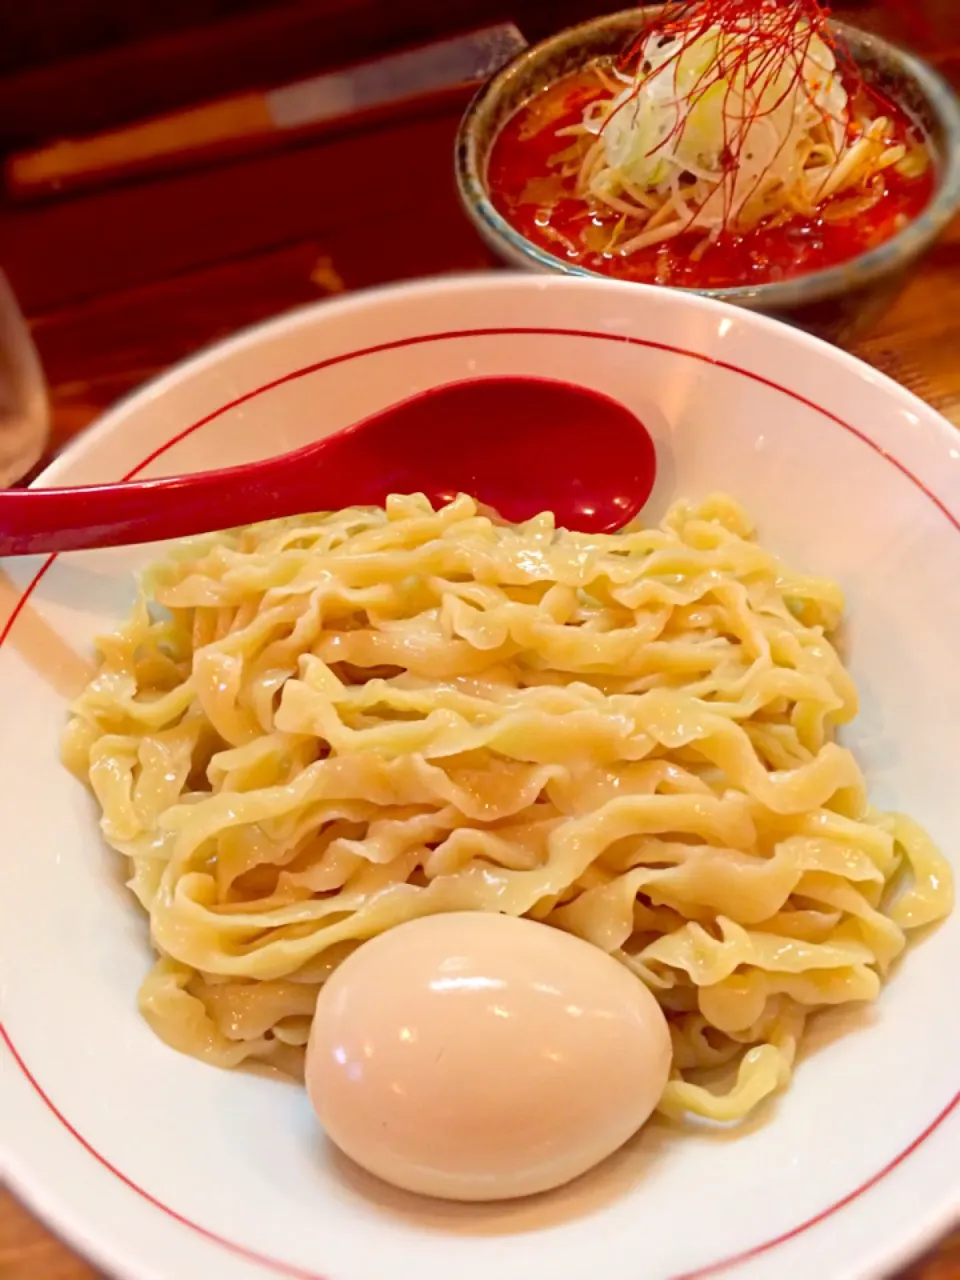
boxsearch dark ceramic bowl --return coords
[456,9,960,342]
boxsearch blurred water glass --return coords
[0,271,49,488]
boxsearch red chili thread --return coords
[606,0,901,233]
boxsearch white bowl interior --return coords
[2,275,959,1280]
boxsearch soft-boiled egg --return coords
[305,911,672,1201]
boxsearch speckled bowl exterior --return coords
[456,10,960,343]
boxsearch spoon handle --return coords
[0,451,353,557]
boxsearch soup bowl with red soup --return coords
[455,7,960,341]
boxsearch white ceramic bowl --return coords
[2,273,959,1280]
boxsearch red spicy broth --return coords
[486,64,935,290]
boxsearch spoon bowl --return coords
[0,376,656,557]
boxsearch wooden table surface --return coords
[2,2,960,1276]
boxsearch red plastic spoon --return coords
[0,376,657,557]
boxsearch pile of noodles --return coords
[550,14,925,258]
[63,493,953,1122]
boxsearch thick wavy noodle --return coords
[63,493,953,1121]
